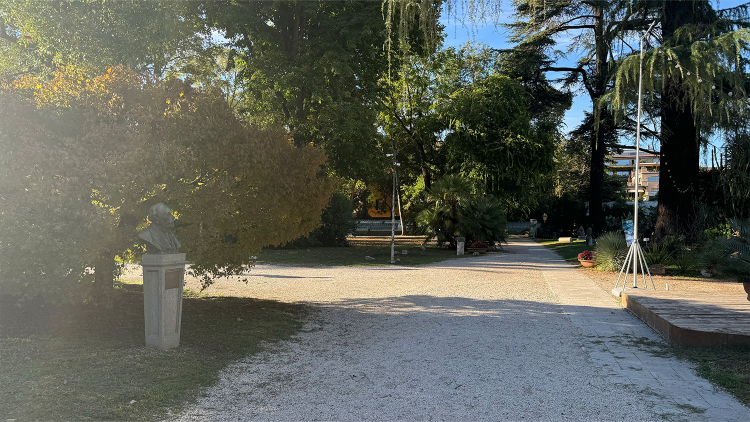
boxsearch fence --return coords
[355,220,402,233]
[357,220,530,235]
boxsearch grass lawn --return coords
[674,345,750,406]
[0,283,305,421]
[257,235,484,266]
[533,238,591,263]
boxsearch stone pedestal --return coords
[650,264,666,275]
[529,219,538,238]
[140,253,186,350]
[455,237,465,256]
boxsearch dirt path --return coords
[164,239,747,421]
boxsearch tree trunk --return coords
[655,78,699,239]
[414,137,432,190]
[588,121,607,235]
[654,1,703,240]
[94,254,117,293]
[588,5,608,236]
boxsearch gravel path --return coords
[167,239,747,421]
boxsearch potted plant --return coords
[577,250,597,268]
[467,240,490,254]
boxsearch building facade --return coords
[609,149,660,200]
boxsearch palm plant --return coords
[416,175,472,247]
[416,175,508,248]
[720,218,750,282]
[457,196,507,245]
[643,241,674,265]
[594,231,628,272]
[696,238,731,276]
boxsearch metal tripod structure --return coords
[613,240,655,291]
[613,20,658,294]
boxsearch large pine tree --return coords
[606,0,750,239]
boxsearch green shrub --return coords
[281,193,356,248]
[413,175,509,247]
[643,241,674,265]
[696,238,731,274]
[458,196,508,244]
[658,235,685,254]
[672,249,698,273]
[719,218,750,282]
[307,193,357,247]
[415,175,472,247]
[704,223,732,240]
[595,231,628,271]
[651,234,696,273]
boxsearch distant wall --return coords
[506,221,531,235]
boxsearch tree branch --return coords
[606,144,659,155]
[544,66,595,98]
[377,97,413,137]
[555,15,597,29]
[557,25,596,31]
[622,116,660,138]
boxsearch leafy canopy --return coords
[1,0,204,76]
[0,66,334,302]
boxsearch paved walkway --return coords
[532,240,749,421]
[173,238,749,421]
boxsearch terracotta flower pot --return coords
[579,259,598,268]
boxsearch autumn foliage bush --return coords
[0,66,335,302]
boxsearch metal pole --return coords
[633,32,643,287]
[391,158,396,264]
[633,20,656,288]
[395,167,405,236]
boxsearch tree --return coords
[605,1,750,239]
[387,0,631,233]
[443,72,556,216]
[0,0,204,76]
[378,43,568,220]
[722,128,750,219]
[172,45,249,115]
[201,0,419,181]
[377,44,497,192]
[378,52,443,191]
[415,175,507,247]
[504,0,649,234]
[0,66,334,303]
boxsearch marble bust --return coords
[138,203,181,254]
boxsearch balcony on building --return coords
[609,148,660,200]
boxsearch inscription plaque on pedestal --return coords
[165,269,182,290]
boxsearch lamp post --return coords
[613,21,657,294]
[386,154,400,264]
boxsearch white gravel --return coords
[163,240,664,421]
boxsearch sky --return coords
[438,0,748,164]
